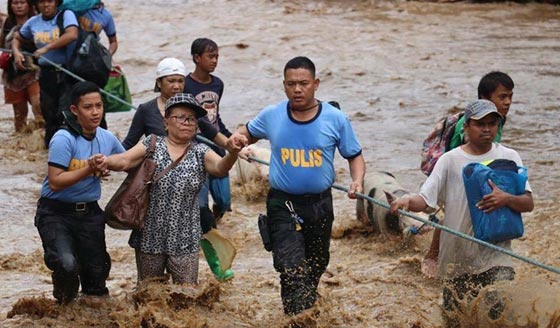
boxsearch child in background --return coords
[184,37,234,282]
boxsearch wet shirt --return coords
[247,101,362,194]
[129,135,210,256]
[78,7,116,38]
[19,11,78,66]
[420,143,532,279]
[41,128,125,203]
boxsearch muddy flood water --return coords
[0,0,559,327]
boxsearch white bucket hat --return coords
[153,57,187,92]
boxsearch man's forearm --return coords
[348,154,365,185]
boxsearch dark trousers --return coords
[39,68,72,148]
[200,205,216,234]
[443,266,515,327]
[34,198,111,303]
[266,188,334,315]
[199,174,231,234]
[199,178,216,234]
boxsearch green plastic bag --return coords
[103,65,132,112]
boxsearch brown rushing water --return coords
[0,0,559,327]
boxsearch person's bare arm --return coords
[48,156,100,192]
[11,33,26,69]
[107,35,117,55]
[34,26,78,58]
[227,125,254,157]
[212,132,231,151]
[347,154,365,199]
[204,149,239,177]
[103,142,146,172]
[0,21,7,49]
[390,194,430,214]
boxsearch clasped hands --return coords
[226,133,251,160]
[87,154,110,179]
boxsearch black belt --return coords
[39,197,98,213]
[269,188,331,203]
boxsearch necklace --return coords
[289,100,319,112]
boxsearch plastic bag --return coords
[462,160,528,243]
[102,66,132,112]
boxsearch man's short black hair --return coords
[191,38,218,63]
[478,71,514,99]
[284,56,316,78]
[70,81,100,106]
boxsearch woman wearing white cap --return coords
[122,57,224,150]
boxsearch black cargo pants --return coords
[34,198,111,303]
[266,188,334,315]
[38,67,72,148]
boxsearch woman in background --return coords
[12,0,78,148]
[0,0,43,133]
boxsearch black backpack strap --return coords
[56,10,66,34]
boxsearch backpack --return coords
[57,10,112,87]
[59,0,101,16]
[420,112,464,176]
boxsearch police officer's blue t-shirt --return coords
[247,101,362,194]
[41,128,125,203]
[19,11,78,66]
[79,7,116,38]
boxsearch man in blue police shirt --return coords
[228,56,365,316]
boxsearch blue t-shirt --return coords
[41,128,125,203]
[78,7,116,38]
[247,101,362,194]
[19,11,79,66]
